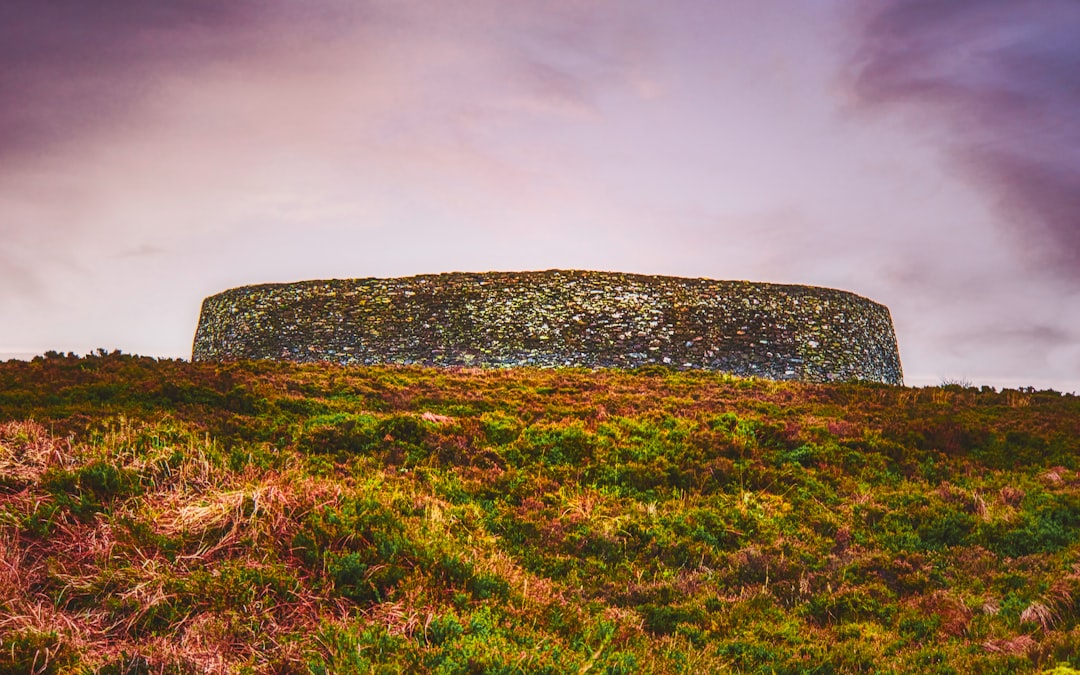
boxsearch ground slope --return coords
[1,353,1079,674]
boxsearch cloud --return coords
[0,252,42,299]
[947,322,1076,354]
[0,0,659,291]
[0,0,656,168]
[848,0,1080,279]
[0,1,270,159]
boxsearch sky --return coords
[2,0,1079,392]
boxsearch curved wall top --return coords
[192,270,903,384]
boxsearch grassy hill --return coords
[2,352,1080,674]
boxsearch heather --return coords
[2,352,1080,673]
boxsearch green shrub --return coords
[328,551,406,604]
[639,604,707,635]
[299,414,380,456]
[516,422,596,467]
[984,491,1080,557]
[426,614,465,646]
[804,586,896,626]
[0,629,76,674]
[41,460,142,519]
[479,413,521,446]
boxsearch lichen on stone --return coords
[191,270,903,384]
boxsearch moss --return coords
[0,630,77,674]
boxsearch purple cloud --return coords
[0,1,278,160]
[849,0,1080,278]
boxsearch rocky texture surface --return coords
[192,270,903,384]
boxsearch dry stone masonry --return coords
[192,270,903,384]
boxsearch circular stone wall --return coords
[192,270,903,384]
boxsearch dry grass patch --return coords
[0,421,72,487]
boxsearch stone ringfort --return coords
[192,270,903,384]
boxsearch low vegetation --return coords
[1,351,1080,673]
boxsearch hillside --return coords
[2,352,1080,674]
